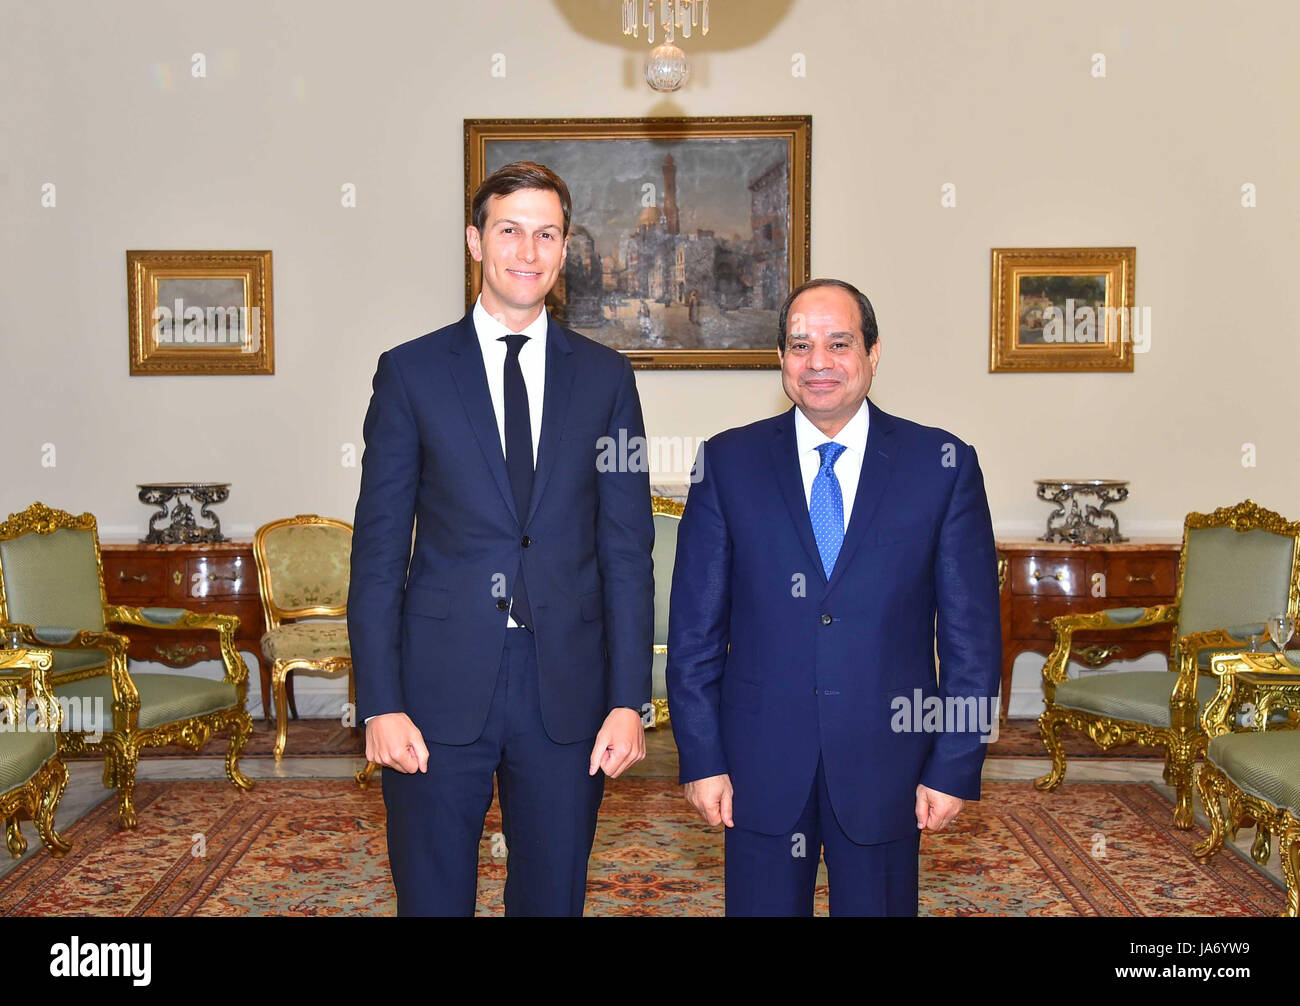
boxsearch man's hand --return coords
[684,773,734,828]
[915,783,964,832]
[588,707,646,778]
[366,712,429,774]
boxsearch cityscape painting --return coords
[465,117,811,368]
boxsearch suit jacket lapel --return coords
[525,314,575,526]
[448,311,518,523]
[770,407,827,583]
[826,397,898,591]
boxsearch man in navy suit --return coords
[348,161,654,916]
[667,278,1001,916]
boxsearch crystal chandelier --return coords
[622,0,710,92]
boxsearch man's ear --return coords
[466,226,483,263]
[560,234,569,267]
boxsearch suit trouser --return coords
[724,755,921,917]
[382,628,605,916]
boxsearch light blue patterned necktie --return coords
[810,441,847,578]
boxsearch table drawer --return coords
[101,554,170,601]
[1009,555,1088,596]
[184,555,255,599]
[1011,595,1174,641]
[1105,556,1179,598]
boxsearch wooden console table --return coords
[995,538,1182,721]
[100,540,278,721]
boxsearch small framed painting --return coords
[989,247,1137,373]
[127,250,274,375]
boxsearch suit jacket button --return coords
[820,613,833,626]
[521,535,532,548]
[496,599,508,611]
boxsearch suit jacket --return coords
[347,309,654,745]
[666,399,1001,844]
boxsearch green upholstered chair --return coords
[0,502,253,829]
[1035,500,1300,828]
[251,514,355,761]
[650,495,684,728]
[1195,650,1300,917]
[0,647,70,858]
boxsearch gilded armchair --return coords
[1195,650,1300,917]
[649,495,684,729]
[252,514,356,760]
[0,647,70,858]
[1035,500,1300,828]
[0,502,254,829]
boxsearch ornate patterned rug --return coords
[1,778,1283,916]
[80,718,1161,762]
[64,717,367,761]
[985,718,1160,759]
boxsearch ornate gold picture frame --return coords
[127,250,274,375]
[989,247,1137,373]
[465,116,811,369]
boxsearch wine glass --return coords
[1266,614,1295,654]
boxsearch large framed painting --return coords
[989,247,1137,373]
[127,250,274,375]
[465,116,811,369]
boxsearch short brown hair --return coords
[471,161,572,238]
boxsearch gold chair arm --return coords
[105,605,247,687]
[1202,651,1300,737]
[0,620,139,722]
[1175,626,1256,689]
[0,620,132,658]
[0,648,60,731]
[1041,604,1179,696]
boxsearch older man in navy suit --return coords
[348,162,654,916]
[667,278,1001,916]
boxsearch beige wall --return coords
[3,0,1297,713]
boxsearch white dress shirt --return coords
[793,398,869,532]
[471,294,547,465]
[472,294,547,629]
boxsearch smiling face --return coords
[779,285,881,437]
[466,187,568,329]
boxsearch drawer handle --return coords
[117,571,147,583]
[207,573,240,583]
[1032,570,1064,581]
[1126,574,1155,584]
[155,642,207,663]
[1075,644,1123,667]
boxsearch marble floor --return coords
[2,735,1288,900]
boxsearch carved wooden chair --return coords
[0,647,71,858]
[252,514,357,759]
[1035,500,1300,828]
[650,495,684,729]
[1196,650,1300,917]
[0,502,253,829]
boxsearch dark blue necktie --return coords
[500,334,534,629]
